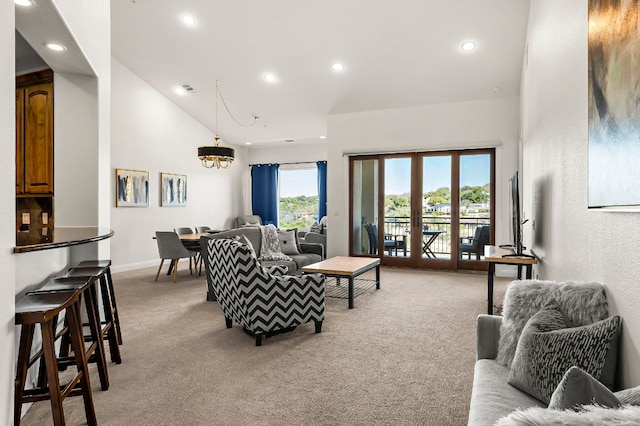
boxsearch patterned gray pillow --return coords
[548,366,621,410]
[309,221,322,234]
[508,300,621,404]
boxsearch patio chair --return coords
[459,225,490,260]
[364,223,404,255]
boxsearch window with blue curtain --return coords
[317,161,327,219]
[251,164,279,226]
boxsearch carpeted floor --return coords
[20,265,511,426]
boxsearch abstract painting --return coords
[588,0,640,208]
[116,168,149,207]
[161,173,187,207]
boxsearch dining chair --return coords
[174,227,200,270]
[154,231,199,283]
[195,226,211,233]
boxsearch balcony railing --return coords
[383,215,490,256]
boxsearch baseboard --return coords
[110,260,158,274]
[111,258,196,274]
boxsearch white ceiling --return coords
[18,0,531,148]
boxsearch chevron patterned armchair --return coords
[203,237,325,346]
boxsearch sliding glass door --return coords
[417,154,455,269]
[457,152,493,268]
[349,149,494,271]
[351,157,378,255]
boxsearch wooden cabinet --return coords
[16,70,54,195]
[15,87,24,193]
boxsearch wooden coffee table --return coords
[301,256,380,309]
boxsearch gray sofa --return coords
[201,227,323,302]
[468,280,623,425]
[468,314,546,425]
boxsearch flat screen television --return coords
[503,171,534,258]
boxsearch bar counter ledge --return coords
[14,227,114,253]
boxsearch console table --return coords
[484,245,537,315]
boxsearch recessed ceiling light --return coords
[332,63,344,71]
[15,0,35,6]
[181,15,196,26]
[461,41,476,51]
[319,136,327,139]
[46,43,66,52]
[245,142,252,145]
[263,73,277,83]
[492,87,502,94]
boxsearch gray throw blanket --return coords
[259,224,292,261]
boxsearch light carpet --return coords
[20,265,510,426]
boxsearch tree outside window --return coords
[279,168,318,229]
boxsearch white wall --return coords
[0,4,17,423]
[53,0,112,261]
[522,0,640,388]
[248,143,327,165]
[326,97,520,258]
[110,59,249,272]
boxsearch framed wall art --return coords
[161,173,187,207]
[588,0,640,208]
[115,168,149,207]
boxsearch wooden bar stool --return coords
[29,276,110,391]
[15,291,97,426]
[64,266,122,365]
[75,260,123,345]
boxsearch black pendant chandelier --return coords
[198,80,258,169]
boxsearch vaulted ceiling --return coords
[18,0,531,148]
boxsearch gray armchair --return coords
[233,214,262,229]
[154,231,199,283]
[299,216,328,258]
[299,231,326,258]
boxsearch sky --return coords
[385,154,491,194]
[279,168,318,197]
[278,154,491,197]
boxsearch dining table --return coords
[176,232,213,243]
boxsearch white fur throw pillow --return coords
[496,280,609,369]
[494,404,640,426]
